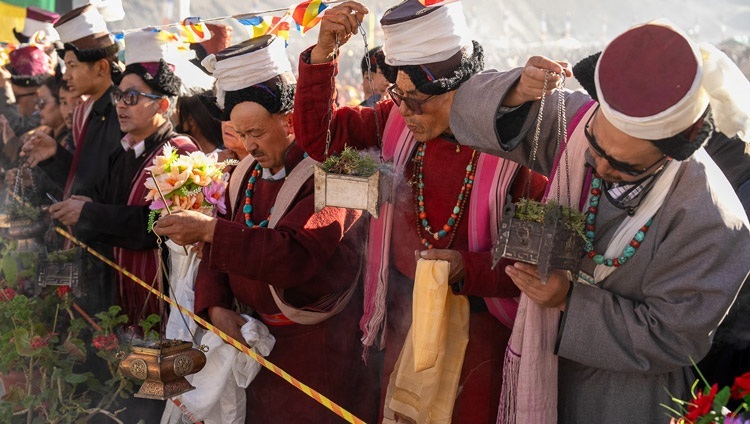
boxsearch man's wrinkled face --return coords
[392,70,454,142]
[230,101,293,174]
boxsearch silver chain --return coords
[323,34,339,158]
[323,25,383,159]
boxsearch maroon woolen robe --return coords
[194,143,379,424]
[294,47,548,423]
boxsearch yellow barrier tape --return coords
[54,226,365,424]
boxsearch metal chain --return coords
[323,34,340,158]
[525,71,549,197]
[555,75,572,208]
[359,23,383,157]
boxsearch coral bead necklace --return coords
[244,163,273,228]
[413,142,478,249]
[583,175,652,267]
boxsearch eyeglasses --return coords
[584,108,667,177]
[111,89,164,106]
[387,85,436,115]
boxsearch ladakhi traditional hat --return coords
[7,45,52,87]
[55,4,118,60]
[201,34,295,117]
[122,29,183,97]
[595,19,750,155]
[13,7,59,44]
[378,0,482,95]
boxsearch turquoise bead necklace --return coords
[243,163,273,228]
[583,175,652,267]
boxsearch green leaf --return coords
[1,253,18,284]
[12,327,33,356]
[64,372,89,384]
[713,386,731,412]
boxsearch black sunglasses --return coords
[387,85,436,115]
[111,89,164,106]
[584,108,666,177]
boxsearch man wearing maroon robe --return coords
[153,34,378,423]
[294,1,547,422]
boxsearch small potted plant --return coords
[314,146,391,218]
[492,198,586,281]
[36,247,83,297]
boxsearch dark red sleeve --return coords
[206,181,356,289]
[193,246,233,318]
[294,46,392,161]
[457,167,549,297]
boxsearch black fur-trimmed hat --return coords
[121,29,183,97]
[7,45,51,88]
[571,20,750,160]
[55,4,118,63]
[378,0,482,95]
[201,34,296,117]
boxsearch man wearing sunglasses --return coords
[449,20,750,424]
[294,1,547,422]
[50,29,197,336]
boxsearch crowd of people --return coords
[1,1,749,423]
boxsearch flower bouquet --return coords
[667,369,750,423]
[144,145,233,231]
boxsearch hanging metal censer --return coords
[117,191,207,400]
[492,72,585,281]
[118,339,207,399]
[5,163,46,241]
[36,247,84,297]
[314,27,391,218]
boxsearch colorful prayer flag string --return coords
[53,226,366,424]
[291,0,328,34]
[418,0,461,6]
[178,17,211,43]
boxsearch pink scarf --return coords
[497,100,596,424]
[359,106,521,351]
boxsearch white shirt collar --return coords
[262,167,286,180]
[121,135,146,158]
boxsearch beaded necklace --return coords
[584,175,652,267]
[243,163,273,228]
[413,142,478,249]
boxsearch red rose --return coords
[731,372,750,400]
[684,383,718,422]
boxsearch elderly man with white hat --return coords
[153,34,377,423]
[449,19,750,424]
[294,1,548,422]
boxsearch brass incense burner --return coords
[118,339,206,400]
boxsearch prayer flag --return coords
[418,0,460,6]
[238,16,271,38]
[178,17,211,43]
[291,0,328,34]
[238,13,292,45]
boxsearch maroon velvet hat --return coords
[13,7,60,43]
[8,45,52,87]
[594,20,706,140]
